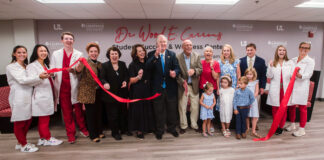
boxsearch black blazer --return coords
[240,56,267,89]
[99,60,129,103]
[146,49,180,99]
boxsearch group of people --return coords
[6,32,315,153]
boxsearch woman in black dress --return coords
[128,44,155,139]
[100,46,129,140]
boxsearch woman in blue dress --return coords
[218,44,241,90]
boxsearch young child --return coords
[199,82,216,137]
[245,68,261,138]
[219,75,235,137]
[233,76,255,140]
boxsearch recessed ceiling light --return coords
[175,0,240,5]
[36,0,105,3]
[295,0,324,8]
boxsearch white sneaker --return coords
[80,131,89,138]
[15,144,22,150]
[20,144,39,153]
[37,139,45,146]
[43,137,63,146]
[293,127,306,137]
[284,123,296,132]
[16,143,35,150]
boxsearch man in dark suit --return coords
[240,43,267,94]
[146,34,180,140]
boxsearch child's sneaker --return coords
[20,144,39,153]
[16,143,35,150]
[43,137,63,146]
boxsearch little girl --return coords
[200,82,216,137]
[245,68,261,138]
[219,75,235,137]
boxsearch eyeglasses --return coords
[300,47,310,50]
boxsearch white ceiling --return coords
[1,0,324,22]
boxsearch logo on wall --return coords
[232,24,253,32]
[240,41,247,47]
[45,41,63,50]
[53,24,63,31]
[299,25,317,33]
[81,23,104,32]
[267,40,287,48]
[276,25,285,32]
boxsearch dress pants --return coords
[152,89,177,135]
[235,108,249,134]
[178,85,199,130]
[105,101,128,136]
[84,90,103,139]
[14,118,32,146]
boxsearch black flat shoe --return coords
[112,134,122,141]
[275,128,283,135]
[137,133,144,139]
[170,131,179,137]
[155,134,162,140]
[179,129,186,134]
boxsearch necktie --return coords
[249,58,253,68]
[161,54,166,88]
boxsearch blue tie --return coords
[161,54,166,88]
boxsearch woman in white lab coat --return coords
[266,45,295,135]
[27,44,63,146]
[6,45,48,152]
[285,42,315,137]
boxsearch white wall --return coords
[0,20,36,74]
[0,21,15,74]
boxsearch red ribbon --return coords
[47,57,161,103]
[254,67,300,141]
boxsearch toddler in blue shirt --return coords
[233,76,255,140]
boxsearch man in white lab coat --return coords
[50,32,88,143]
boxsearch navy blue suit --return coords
[240,56,267,89]
[146,49,180,99]
[146,49,180,137]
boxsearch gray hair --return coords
[203,46,213,53]
[156,34,168,43]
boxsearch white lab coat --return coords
[50,48,83,106]
[266,60,295,107]
[27,61,54,116]
[291,55,315,105]
[6,62,42,122]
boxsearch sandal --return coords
[226,129,231,136]
[202,132,208,137]
[251,132,261,138]
[207,132,214,136]
[223,131,227,137]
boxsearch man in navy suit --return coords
[146,35,180,140]
[240,43,267,94]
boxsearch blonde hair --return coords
[239,76,249,85]
[204,82,214,91]
[244,67,257,81]
[273,45,289,67]
[220,44,236,64]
